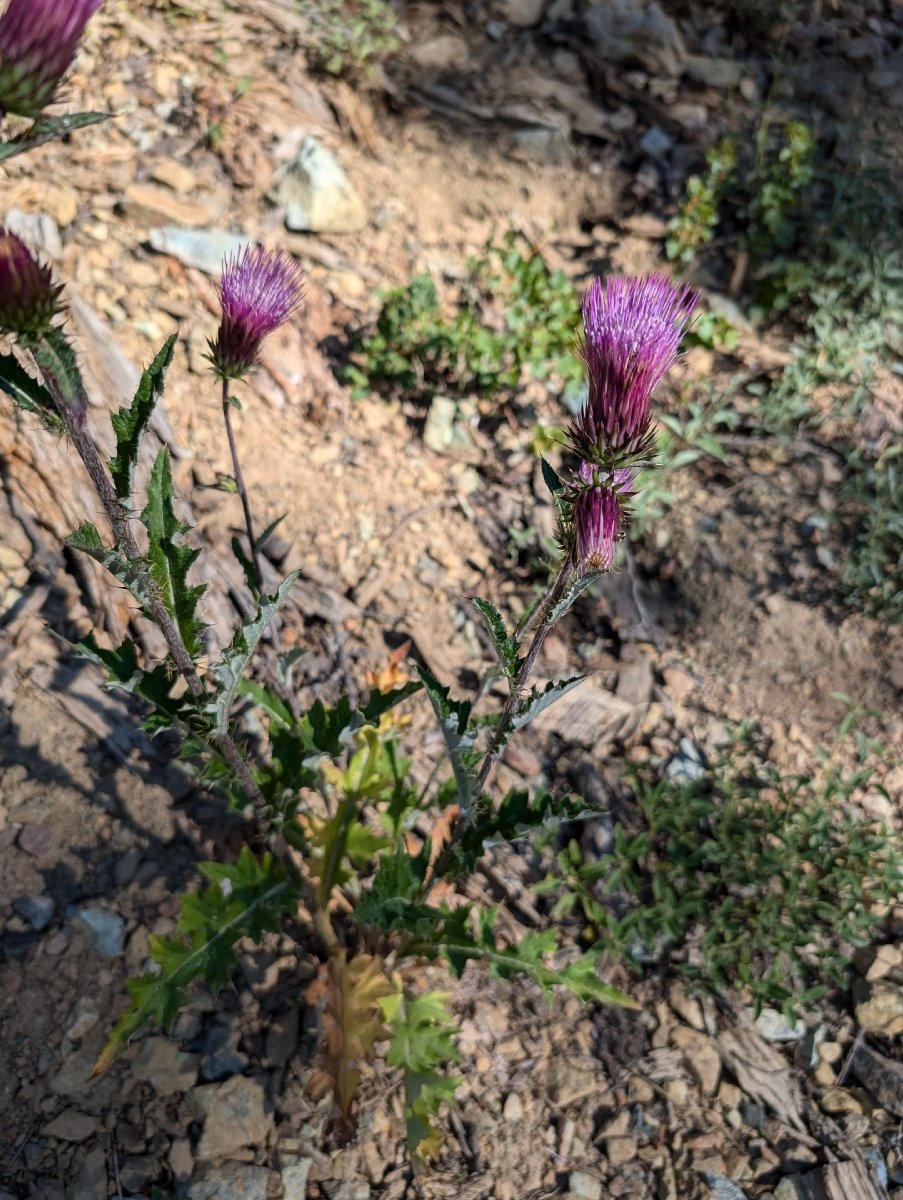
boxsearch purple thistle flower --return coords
[0,228,63,338]
[0,0,103,120]
[572,462,633,574]
[209,245,305,381]
[569,274,697,468]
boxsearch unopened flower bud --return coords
[0,229,63,338]
[0,0,103,120]
[209,245,305,381]
[573,462,633,573]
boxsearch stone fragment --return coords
[118,1156,155,1192]
[43,1108,97,1141]
[120,183,222,227]
[548,1060,607,1107]
[131,1036,200,1095]
[569,1172,603,1200]
[65,998,100,1042]
[503,1091,524,1122]
[169,1137,195,1187]
[274,137,367,234]
[281,1158,313,1200]
[496,0,547,24]
[854,980,903,1036]
[189,1074,273,1161]
[70,905,126,956]
[13,893,55,930]
[584,0,686,77]
[409,35,470,69]
[69,1145,107,1200]
[755,1008,806,1043]
[684,54,743,88]
[187,1162,278,1200]
[700,1173,750,1200]
[819,1087,864,1115]
[148,226,248,277]
[671,1026,721,1094]
[265,1006,299,1067]
[668,981,705,1031]
[151,160,200,195]
[199,1020,249,1081]
[605,1136,638,1166]
[639,126,673,158]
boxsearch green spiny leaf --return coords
[380,989,461,1168]
[140,449,206,658]
[65,522,160,612]
[0,112,109,162]
[540,455,563,495]
[94,850,295,1075]
[547,571,604,626]
[205,571,299,737]
[414,662,477,817]
[472,596,521,681]
[109,334,177,503]
[0,351,63,430]
[511,675,585,732]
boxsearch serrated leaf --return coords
[306,954,396,1137]
[140,449,205,658]
[447,787,585,878]
[437,921,637,1009]
[65,522,160,612]
[230,535,258,598]
[109,335,177,503]
[547,570,604,626]
[0,352,63,429]
[472,596,521,680]
[414,663,477,817]
[94,849,294,1075]
[205,571,299,737]
[541,455,563,495]
[380,989,461,1168]
[511,675,585,733]
[254,513,286,553]
[0,111,108,162]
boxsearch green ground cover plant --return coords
[344,232,584,405]
[296,0,402,79]
[542,722,902,1018]
[669,115,903,621]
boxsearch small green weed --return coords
[296,0,402,79]
[666,138,738,266]
[629,392,739,540]
[841,442,903,622]
[542,724,902,1017]
[344,233,583,404]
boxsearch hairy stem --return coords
[221,378,265,596]
[472,557,575,795]
[35,341,290,851]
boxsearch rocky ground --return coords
[1,1,903,1198]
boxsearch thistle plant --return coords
[209,245,305,597]
[0,3,703,1167]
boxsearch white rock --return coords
[274,137,367,234]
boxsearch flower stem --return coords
[473,557,575,795]
[221,378,265,597]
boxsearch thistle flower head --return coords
[0,0,103,120]
[0,229,63,338]
[209,245,305,381]
[570,274,698,468]
[572,462,633,573]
